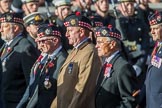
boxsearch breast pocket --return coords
[65,62,78,80]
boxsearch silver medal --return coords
[44,78,52,89]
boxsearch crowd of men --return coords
[0,0,162,108]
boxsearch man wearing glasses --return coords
[95,26,138,108]
[17,23,68,108]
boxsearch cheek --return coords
[103,47,109,55]
[159,30,162,39]
[159,29,162,35]
[102,43,109,54]
[3,28,9,33]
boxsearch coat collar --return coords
[60,39,90,68]
[1,35,24,61]
[96,52,121,93]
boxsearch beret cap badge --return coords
[70,19,76,26]
[45,28,51,35]
[101,29,108,36]
[6,15,12,21]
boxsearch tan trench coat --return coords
[51,41,101,108]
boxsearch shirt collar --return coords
[48,45,62,59]
[6,40,13,46]
[40,53,48,63]
[105,51,119,63]
[74,37,89,49]
[6,33,23,45]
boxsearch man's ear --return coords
[22,4,26,11]
[79,28,85,36]
[13,24,19,32]
[110,41,116,49]
[26,26,30,33]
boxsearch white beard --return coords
[1,27,15,42]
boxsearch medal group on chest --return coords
[151,42,162,68]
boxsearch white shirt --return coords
[48,45,62,59]
[105,51,120,64]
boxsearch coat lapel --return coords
[1,36,23,61]
[60,40,89,69]
[0,44,6,56]
[96,52,121,94]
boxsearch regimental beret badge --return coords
[6,15,12,21]
[34,15,42,21]
[70,19,76,26]
[45,28,51,35]
[101,29,108,36]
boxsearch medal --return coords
[44,77,52,89]
[2,58,7,67]
[151,55,162,68]
[104,63,112,78]
[68,63,73,74]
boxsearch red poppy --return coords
[75,11,81,16]
[48,62,54,68]
[7,47,12,53]
[37,55,43,62]
[106,63,112,68]
[104,63,112,77]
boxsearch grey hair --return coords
[107,37,121,49]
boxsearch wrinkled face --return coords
[36,37,58,54]
[151,25,162,41]
[56,5,72,20]
[0,22,15,42]
[121,2,134,16]
[22,2,39,15]
[27,24,39,39]
[0,0,12,13]
[96,0,109,12]
[66,26,81,47]
[95,37,112,57]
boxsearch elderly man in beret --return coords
[21,0,39,16]
[17,23,68,108]
[51,13,102,108]
[0,12,38,108]
[0,0,12,47]
[95,26,138,108]
[138,11,162,108]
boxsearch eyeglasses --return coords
[96,40,111,45]
[37,39,53,44]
